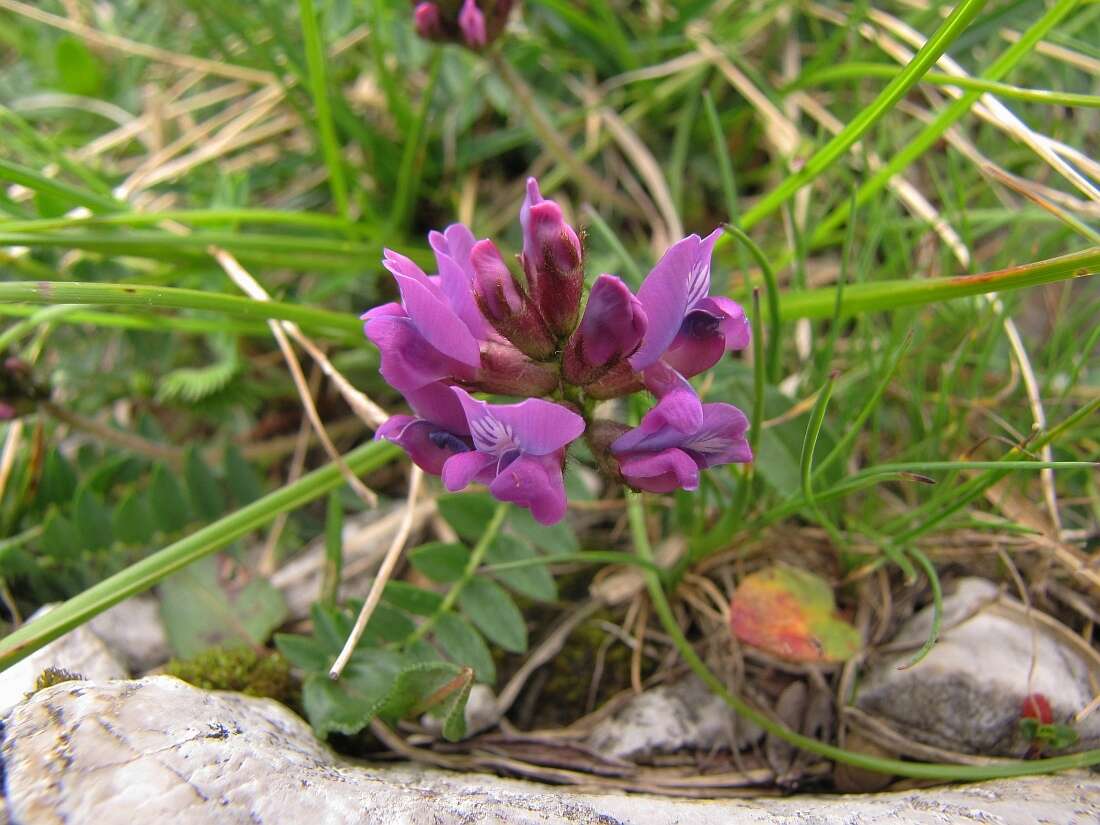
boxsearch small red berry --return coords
[1021,693,1053,725]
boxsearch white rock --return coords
[586,675,762,759]
[0,606,126,717]
[4,676,1099,825]
[87,595,169,673]
[856,577,1100,754]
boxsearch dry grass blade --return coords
[329,467,424,679]
[0,0,276,85]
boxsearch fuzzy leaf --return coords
[74,488,113,551]
[437,492,496,541]
[274,633,332,672]
[302,649,405,737]
[729,565,861,663]
[185,447,223,521]
[40,510,81,561]
[409,542,470,583]
[433,611,495,684]
[38,449,77,508]
[459,577,527,653]
[485,534,556,602]
[382,581,444,616]
[112,491,155,546]
[149,464,191,534]
[160,555,288,658]
[224,444,263,505]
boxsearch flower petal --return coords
[697,295,750,352]
[458,0,487,47]
[572,274,647,369]
[629,234,701,369]
[364,315,473,392]
[685,403,752,468]
[684,228,722,309]
[619,448,700,493]
[403,381,470,436]
[393,274,482,368]
[610,384,703,455]
[379,417,469,477]
[488,454,568,525]
[451,387,585,456]
[442,450,497,491]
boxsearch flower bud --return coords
[471,239,556,360]
[413,3,444,39]
[471,339,560,397]
[563,274,646,386]
[409,0,516,51]
[520,180,584,338]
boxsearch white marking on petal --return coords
[469,414,517,456]
[685,257,711,310]
[686,427,731,455]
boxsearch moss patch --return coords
[165,646,297,707]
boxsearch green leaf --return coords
[485,534,556,602]
[433,611,495,684]
[459,577,527,653]
[274,632,332,672]
[302,648,405,737]
[437,492,496,541]
[343,599,416,644]
[507,508,578,554]
[377,661,473,742]
[112,491,155,546]
[382,581,444,616]
[40,510,81,561]
[149,463,191,534]
[224,444,263,505]
[159,555,288,658]
[38,449,77,508]
[408,542,470,583]
[185,448,223,521]
[310,601,353,653]
[74,488,113,551]
[54,36,105,97]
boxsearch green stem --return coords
[626,490,1100,779]
[0,441,400,672]
[298,0,350,219]
[807,0,1081,247]
[790,62,1100,109]
[733,0,990,232]
[0,281,361,340]
[404,501,509,646]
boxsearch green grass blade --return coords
[0,441,400,672]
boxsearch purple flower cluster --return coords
[365,179,752,524]
[412,0,516,51]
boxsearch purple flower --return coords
[410,0,516,51]
[611,389,752,494]
[629,229,750,378]
[471,239,555,359]
[441,387,585,524]
[364,241,558,396]
[376,382,473,475]
[519,178,584,337]
[362,249,482,393]
[563,274,647,387]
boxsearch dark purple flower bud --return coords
[610,389,752,494]
[458,0,487,48]
[519,178,584,337]
[413,3,444,39]
[409,0,516,51]
[471,239,556,360]
[441,387,585,524]
[563,274,647,386]
[630,228,750,378]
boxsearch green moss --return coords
[165,646,297,706]
[33,666,84,692]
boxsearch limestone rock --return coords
[0,605,126,717]
[87,595,169,673]
[586,675,762,759]
[4,676,1100,824]
[855,577,1100,755]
